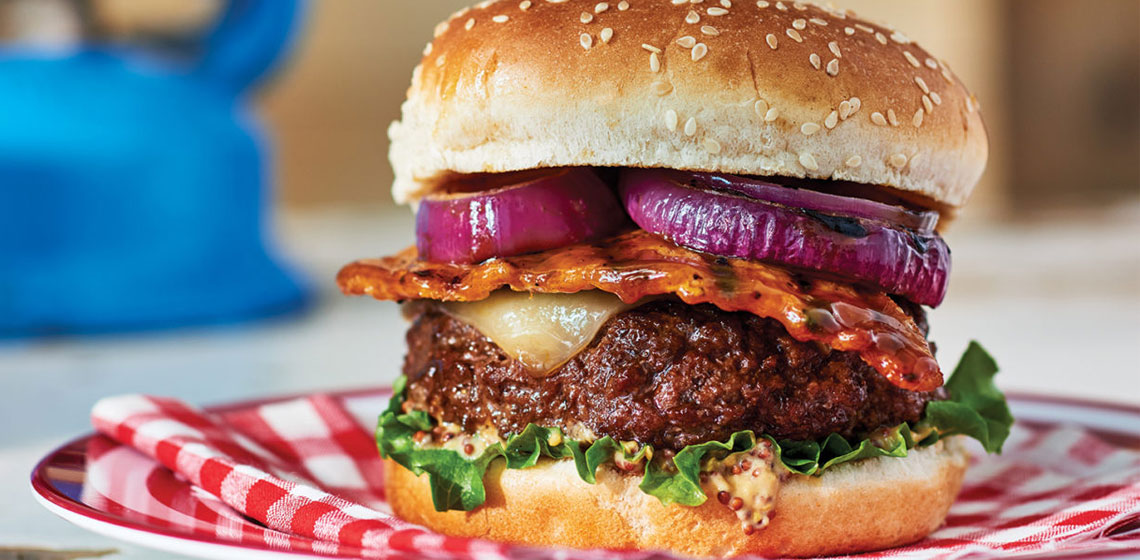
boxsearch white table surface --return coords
[2,204,1138,558]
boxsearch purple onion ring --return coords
[690,172,939,233]
[619,169,951,306]
[417,168,627,264]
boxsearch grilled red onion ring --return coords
[693,172,939,233]
[416,168,627,264]
[619,169,951,306]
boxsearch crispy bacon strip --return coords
[338,230,942,391]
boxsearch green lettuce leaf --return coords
[378,379,649,510]
[640,431,757,506]
[772,423,915,476]
[377,341,1012,511]
[920,341,1014,453]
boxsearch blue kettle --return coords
[0,0,310,336]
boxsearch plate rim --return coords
[30,389,1140,559]
[29,386,392,560]
[31,489,327,560]
[29,437,333,560]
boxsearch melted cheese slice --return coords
[340,230,941,391]
[442,290,632,374]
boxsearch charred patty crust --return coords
[401,299,941,451]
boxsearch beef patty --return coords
[401,299,941,452]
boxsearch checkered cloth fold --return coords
[90,391,1140,559]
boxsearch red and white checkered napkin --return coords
[91,392,1140,559]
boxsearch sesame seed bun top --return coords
[389,0,989,211]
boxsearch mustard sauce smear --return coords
[702,439,786,533]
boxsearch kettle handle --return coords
[193,0,306,93]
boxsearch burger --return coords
[338,1,1014,556]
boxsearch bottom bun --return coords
[385,438,968,557]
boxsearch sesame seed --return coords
[764,107,780,122]
[580,33,593,49]
[477,0,494,8]
[707,7,728,15]
[874,32,887,45]
[890,31,911,44]
[930,91,942,105]
[600,27,614,43]
[766,34,778,49]
[844,27,855,35]
[618,0,629,9]
[824,110,838,129]
[704,138,723,154]
[642,43,662,53]
[754,99,769,118]
[838,100,852,119]
[910,152,924,167]
[845,155,862,168]
[652,81,673,96]
[849,96,862,113]
[801,122,821,135]
[665,109,679,131]
[776,0,787,9]
[692,43,709,61]
[684,117,698,136]
[912,108,924,127]
[888,153,908,169]
[922,94,933,113]
[925,57,938,69]
[793,18,807,30]
[595,2,609,13]
[701,25,720,36]
[756,0,770,6]
[721,0,732,7]
[548,0,568,3]
[493,14,509,22]
[519,0,532,9]
[903,51,920,68]
[799,152,819,171]
[686,10,701,23]
[434,21,449,37]
[826,58,839,76]
[871,112,887,126]
[678,36,697,48]
[809,53,821,69]
[671,0,687,4]
[855,23,873,33]
[435,54,446,67]
[649,52,661,71]
[465,18,476,30]
[786,28,803,42]
[793,1,807,10]
[966,95,976,113]
[581,11,594,23]
[810,17,828,26]
[941,66,954,84]
[915,76,929,93]
[423,42,432,55]
[828,41,841,58]
[887,108,899,126]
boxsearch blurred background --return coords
[0,0,1137,556]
